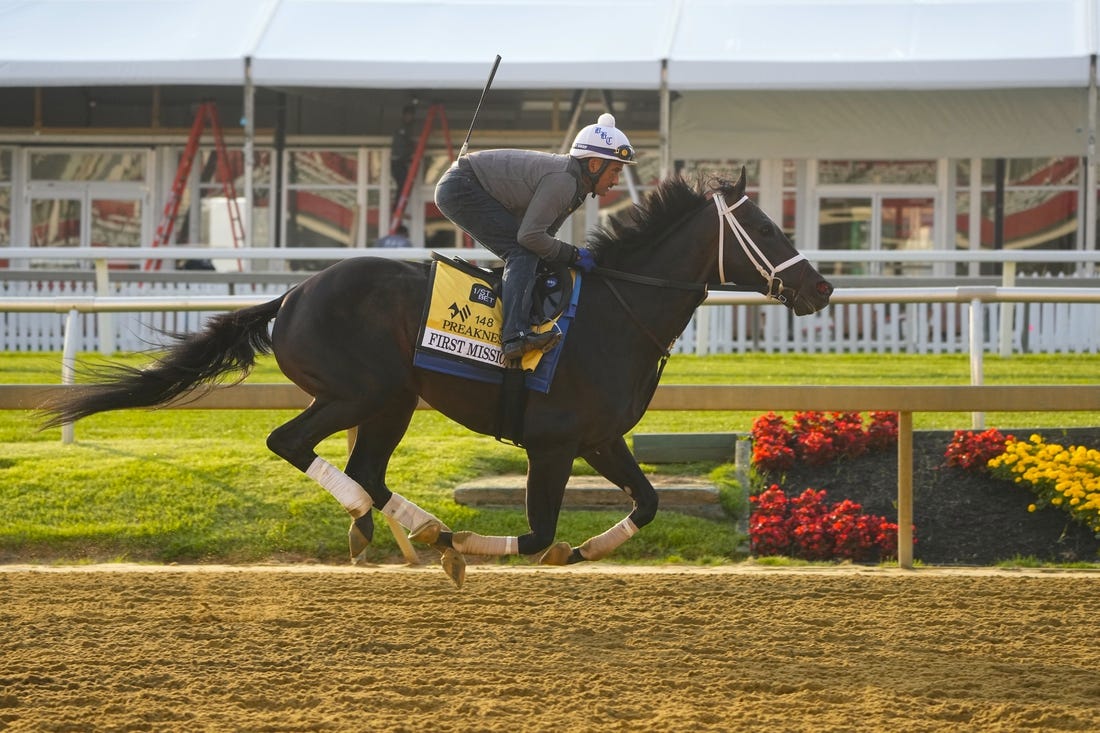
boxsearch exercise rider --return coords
[434,113,636,362]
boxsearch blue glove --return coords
[571,246,596,273]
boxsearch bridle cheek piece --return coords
[712,192,806,303]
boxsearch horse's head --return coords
[712,168,832,316]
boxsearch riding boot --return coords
[501,253,559,361]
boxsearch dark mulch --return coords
[759,427,1100,565]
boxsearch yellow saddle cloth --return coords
[413,256,578,392]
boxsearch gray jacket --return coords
[465,149,587,261]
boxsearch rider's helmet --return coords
[570,113,637,165]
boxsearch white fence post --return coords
[94,258,114,356]
[999,262,1016,358]
[61,308,79,445]
[969,297,985,430]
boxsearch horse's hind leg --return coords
[267,393,452,548]
[543,435,657,565]
[449,446,574,560]
[267,398,379,519]
[344,397,454,544]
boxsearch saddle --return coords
[413,253,581,384]
[434,251,574,327]
[413,253,582,447]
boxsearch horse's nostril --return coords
[818,281,834,297]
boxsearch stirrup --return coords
[502,328,561,361]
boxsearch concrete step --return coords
[633,432,744,463]
[453,475,725,519]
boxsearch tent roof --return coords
[251,0,677,89]
[0,0,271,86]
[0,0,1095,89]
[669,0,1094,89]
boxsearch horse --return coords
[40,170,833,587]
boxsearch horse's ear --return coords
[733,166,747,198]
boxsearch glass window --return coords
[817,196,871,276]
[982,157,1078,187]
[285,149,360,266]
[190,148,272,188]
[963,157,1081,275]
[990,188,1076,253]
[954,159,973,188]
[0,187,10,246]
[679,159,759,187]
[29,198,81,269]
[0,148,10,246]
[29,151,146,182]
[285,189,358,247]
[288,151,356,186]
[818,160,936,185]
[251,187,271,248]
[90,199,142,248]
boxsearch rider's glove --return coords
[570,246,597,273]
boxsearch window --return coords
[285,150,358,267]
[29,150,146,182]
[0,148,10,246]
[819,160,936,185]
[955,157,1079,276]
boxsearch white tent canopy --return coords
[668,0,1093,90]
[0,0,273,86]
[0,0,1097,90]
[251,0,677,89]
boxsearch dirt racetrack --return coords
[2,563,1099,732]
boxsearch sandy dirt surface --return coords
[2,563,1099,732]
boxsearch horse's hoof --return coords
[348,514,374,561]
[409,519,444,545]
[441,548,466,589]
[538,541,573,566]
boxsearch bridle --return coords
[590,187,807,358]
[712,191,806,303]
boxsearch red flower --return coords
[944,429,1014,473]
[749,486,907,562]
[751,411,897,475]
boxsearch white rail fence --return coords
[3,246,1099,355]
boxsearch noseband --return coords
[713,192,805,303]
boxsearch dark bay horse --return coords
[41,171,832,587]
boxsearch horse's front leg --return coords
[445,446,575,561]
[542,435,657,565]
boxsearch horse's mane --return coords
[587,176,732,258]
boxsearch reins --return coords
[589,266,706,294]
[586,185,804,359]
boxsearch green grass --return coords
[2,351,1098,566]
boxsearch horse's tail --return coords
[39,297,284,428]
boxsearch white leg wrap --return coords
[305,457,372,518]
[381,492,439,532]
[578,518,639,561]
[452,532,518,556]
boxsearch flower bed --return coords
[750,485,899,561]
[749,411,902,561]
[988,435,1100,536]
[749,413,1100,564]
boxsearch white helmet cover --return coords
[570,113,636,164]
